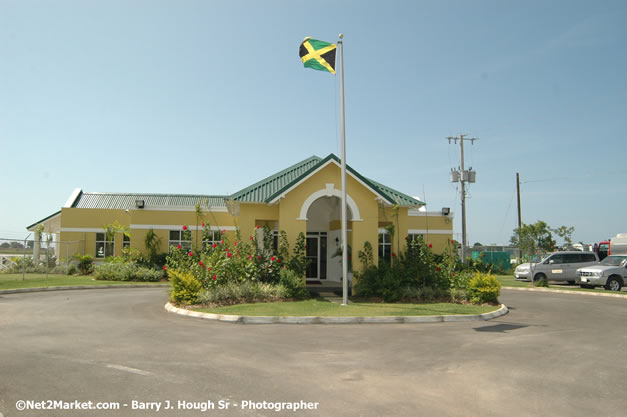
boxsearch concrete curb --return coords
[164,302,509,325]
[502,286,627,299]
[0,284,170,295]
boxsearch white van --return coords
[514,251,599,283]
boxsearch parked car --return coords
[576,255,627,291]
[514,251,599,283]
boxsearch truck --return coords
[577,233,627,291]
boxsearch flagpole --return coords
[338,34,348,306]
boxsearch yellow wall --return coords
[275,162,382,271]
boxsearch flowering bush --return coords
[166,223,310,304]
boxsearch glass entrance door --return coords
[306,233,327,280]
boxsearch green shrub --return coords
[449,288,468,303]
[279,269,309,300]
[67,263,78,275]
[132,266,163,282]
[467,272,501,304]
[534,278,549,287]
[74,255,94,275]
[196,281,285,305]
[93,262,163,282]
[169,269,203,304]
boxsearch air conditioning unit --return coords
[135,200,145,209]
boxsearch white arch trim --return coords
[297,184,363,221]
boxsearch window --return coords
[547,254,563,264]
[582,253,596,262]
[95,232,114,258]
[406,233,424,255]
[378,232,392,263]
[123,234,130,250]
[202,230,222,248]
[407,234,424,244]
[169,230,191,252]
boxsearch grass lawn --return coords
[196,299,498,317]
[0,273,166,290]
[494,274,626,294]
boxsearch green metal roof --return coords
[231,154,425,207]
[72,192,228,209]
[230,156,322,203]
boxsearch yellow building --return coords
[27,154,453,283]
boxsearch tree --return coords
[510,220,555,261]
[103,221,130,257]
[473,242,483,247]
[0,242,10,249]
[551,225,575,246]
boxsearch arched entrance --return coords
[304,195,354,282]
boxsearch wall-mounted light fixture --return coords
[441,207,450,216]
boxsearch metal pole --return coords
[22,233,31,281]
[338,34,348,306]
[460,134,467,262]
[516,172,522,263]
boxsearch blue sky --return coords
[1,0,626,246]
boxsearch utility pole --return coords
[516,173,522,263]
[447,134,478,262]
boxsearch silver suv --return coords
[515,251,599,283]
[577,255,627,291]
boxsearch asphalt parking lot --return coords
[1,288,626,417]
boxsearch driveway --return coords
[0,288,625,417]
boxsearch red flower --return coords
[220,240,224,245]
[392,252,396,257]
[212,275,217,280]
[481,253,486,257]
[188,252,193,257]
[212,243,217,248]
[207,267,212,271]
[221,229,225,234]
[257,255,262,260]
[198,261,203,266]
[428,244,433,248]
[177,244,181,250]
[436,267,441,272]
[182,225,187,230]
[271,256,276,261]
[234,241,238,246]
[248,255,252,260]
[451,239,455,244]
[452,273,456,277]
[226,247,230,252]
[227,252,232,258]
[249,236,253,241]
[202,222,205,227]
[277,258,281,263]
[162,265,167,270]
[256,225,260,229]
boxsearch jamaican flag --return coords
[299,37,337,74]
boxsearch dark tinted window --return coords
[562,254,580,263]
[582,253,596,262]
[548,254,563,264]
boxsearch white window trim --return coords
[95,232,114,258]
